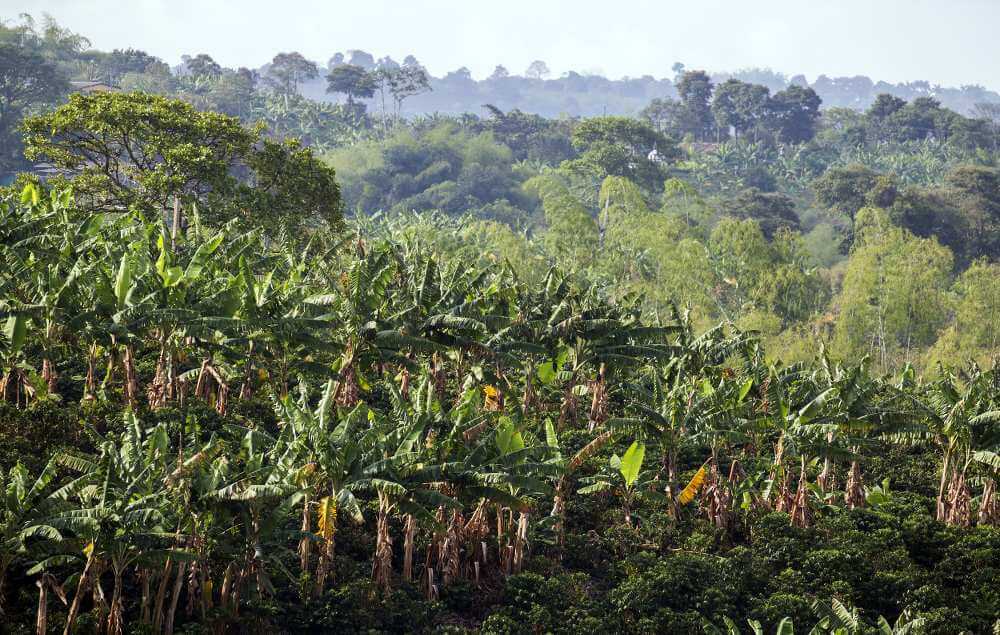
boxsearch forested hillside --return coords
[0,12,999,635]
[301,59,1000,119]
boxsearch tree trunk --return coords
[149,332,171,410]
[152,560,173,633]
[512,511,528,573]
[63,552,96,635]
[440,511,461,586]
[239,342,255,401]
[123,345,139,407]
[171,197,181,247]
[139,568,151,624]
[402,513,416,582]
[106,567,124,635]
[42,357,58,395]
[298,494,312,578]
[313,494,337,600]
[372,493,393,591]
[946,468,972,527]
[844,456,865,509]
[817,433,835,493]
[219,563,235,614]
[92,568,109,634]
[312,535,335,600]
[557,379,578,430]
[980,478,999,525]
[164,561,187,635]
[522,367,537,412]
[666,445,680,519]
[936,448,952,522]
[789,456,811,528]
[550,480,566,556]
[35,579,48,635]
[587,363,607,431]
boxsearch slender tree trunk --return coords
[150,337,169,410]
[402,513,416,582]
[936,447,952,522]
[299,494,312,578]
[123,344,139,407]
[844,450,865,509]
[152,560,173,633]
[92,566,108,635]
[440,510,461,585]
[313,494,336,599]
[550,480,566,557]
[164,561,187,635]
[35,584,47,635]
[587,363,607,431]
[239,342,255,401]
[42,357,58,395]
[140,568,151,624]
[63,552,96,635]
[817,432,835,493]
[84,342,98,402]
[199,566,210,620]
[219,563,235,614]
[790,456,812,528]
[35,578,53,635]
[106,566,124,635]
[372,492,393,591]
[171,196,181,250]
[665,444,680,518]
[513,511,529,573]
[980,478,999,525]
[598,195,609,250]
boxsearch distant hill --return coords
[298,58,1000,118]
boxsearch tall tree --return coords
[711,79,770,140]
[0,43,67,173]
[564,116,677,191]
[834,207,952,368]
[719,188,800,239]
[676,70,715,140]
[525,60,551,80]
[388,65,431,117]
[767,85,822,143]
[101,48,162,85]
[264,52,318,96]
[186,53,223,79]
[325,64,376,106]
[812,164,885,221]
[22,92,342,232]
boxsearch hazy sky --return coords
[10,0,1000,88]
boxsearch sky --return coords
[9,0,1000,89]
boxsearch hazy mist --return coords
[12,0,1000,89]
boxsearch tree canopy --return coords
[22,92,342,232]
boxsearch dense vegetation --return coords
[1,12,1000,635]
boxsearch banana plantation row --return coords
[1,183,999,633]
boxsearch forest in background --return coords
[297,55,1000,119]
[0,11,999,635]
[3,13,1000,377]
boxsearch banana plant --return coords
[273,380,368,598]
[903,364,1000,525]
[578,440,662,527]
[134,223,226,408]
[48,411,175,635]
[0,460,62,616]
